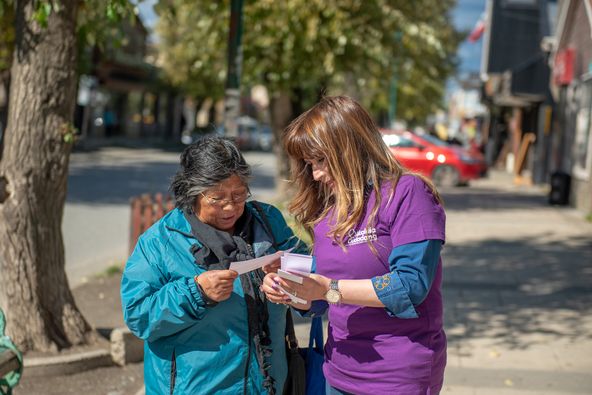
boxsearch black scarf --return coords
[183,208,276,395]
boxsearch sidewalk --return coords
[14,170,592,394]
[440,171,592,394]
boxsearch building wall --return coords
[560,1,592,78]
[572,173,592,213]
[559,0,592,213]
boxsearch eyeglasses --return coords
[200,191,252,207]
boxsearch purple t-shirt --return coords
[314,175,446,395]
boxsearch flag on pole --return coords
[467,13,486,43]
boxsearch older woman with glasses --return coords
[121,137,306,395]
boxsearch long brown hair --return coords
[283,95,442,248]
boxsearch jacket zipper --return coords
[243,335,252,394]
[170,350,177,395]
[243,262,253,395]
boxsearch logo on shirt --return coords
[346,227,377,246]
[374,274,391,290]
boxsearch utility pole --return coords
[224,0,244,138]
[388,31,403,129]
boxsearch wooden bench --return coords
[129,193,175,254]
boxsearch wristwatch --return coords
[325,279,342,305]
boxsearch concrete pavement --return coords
[439,171,592,394]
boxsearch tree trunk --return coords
[0,0,94,352]
[269,91,294,200]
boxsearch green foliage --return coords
[61,122,78,144]
[0,0,139,75]
[96,263,124,277]
[155,0,462,122]
[0,1,14,72]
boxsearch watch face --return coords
[326,289,341,304]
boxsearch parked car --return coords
[381,129,487,187]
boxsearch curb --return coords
[110,327,144,366]
[24,349,113,377]
[21,327,144,377]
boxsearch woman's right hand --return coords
[196,270,238,302]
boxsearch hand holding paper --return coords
[277,253,314,303]
[228,247,295,275]
[228,250,286,275]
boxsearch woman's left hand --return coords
[277,273,331,302]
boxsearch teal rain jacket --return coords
[121,202,306,395]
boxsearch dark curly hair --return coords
[170,137,251,211]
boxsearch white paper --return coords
[280,252,313,274]
[229,250,284,275]
[277,269,304,284]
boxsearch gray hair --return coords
[170,137,251,211]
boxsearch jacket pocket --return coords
[170,349,177,395]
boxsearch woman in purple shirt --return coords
[262,96,447,395]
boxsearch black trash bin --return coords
[549,171,571,205]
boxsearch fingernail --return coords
[272,284,279,291]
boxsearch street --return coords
[60,147,592,394]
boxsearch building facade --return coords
[549,0,592,213]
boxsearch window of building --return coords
[572,76,592,180]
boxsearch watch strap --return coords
[330,279,339,291]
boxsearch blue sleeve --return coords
[121,236,207,342]
[292,256,329,318]
[371,239,442,319]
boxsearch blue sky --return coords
[138,0,487,77]
[453,0,487,76]
[137,0,158,30]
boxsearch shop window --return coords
[572,78,592,180]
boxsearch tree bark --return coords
[269,91,294,200]
[0,0,94,352]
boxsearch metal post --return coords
[388,31,403,128]
[224,0,244,138]
[388,74,398,129]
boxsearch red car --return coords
[381,130,487,186]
